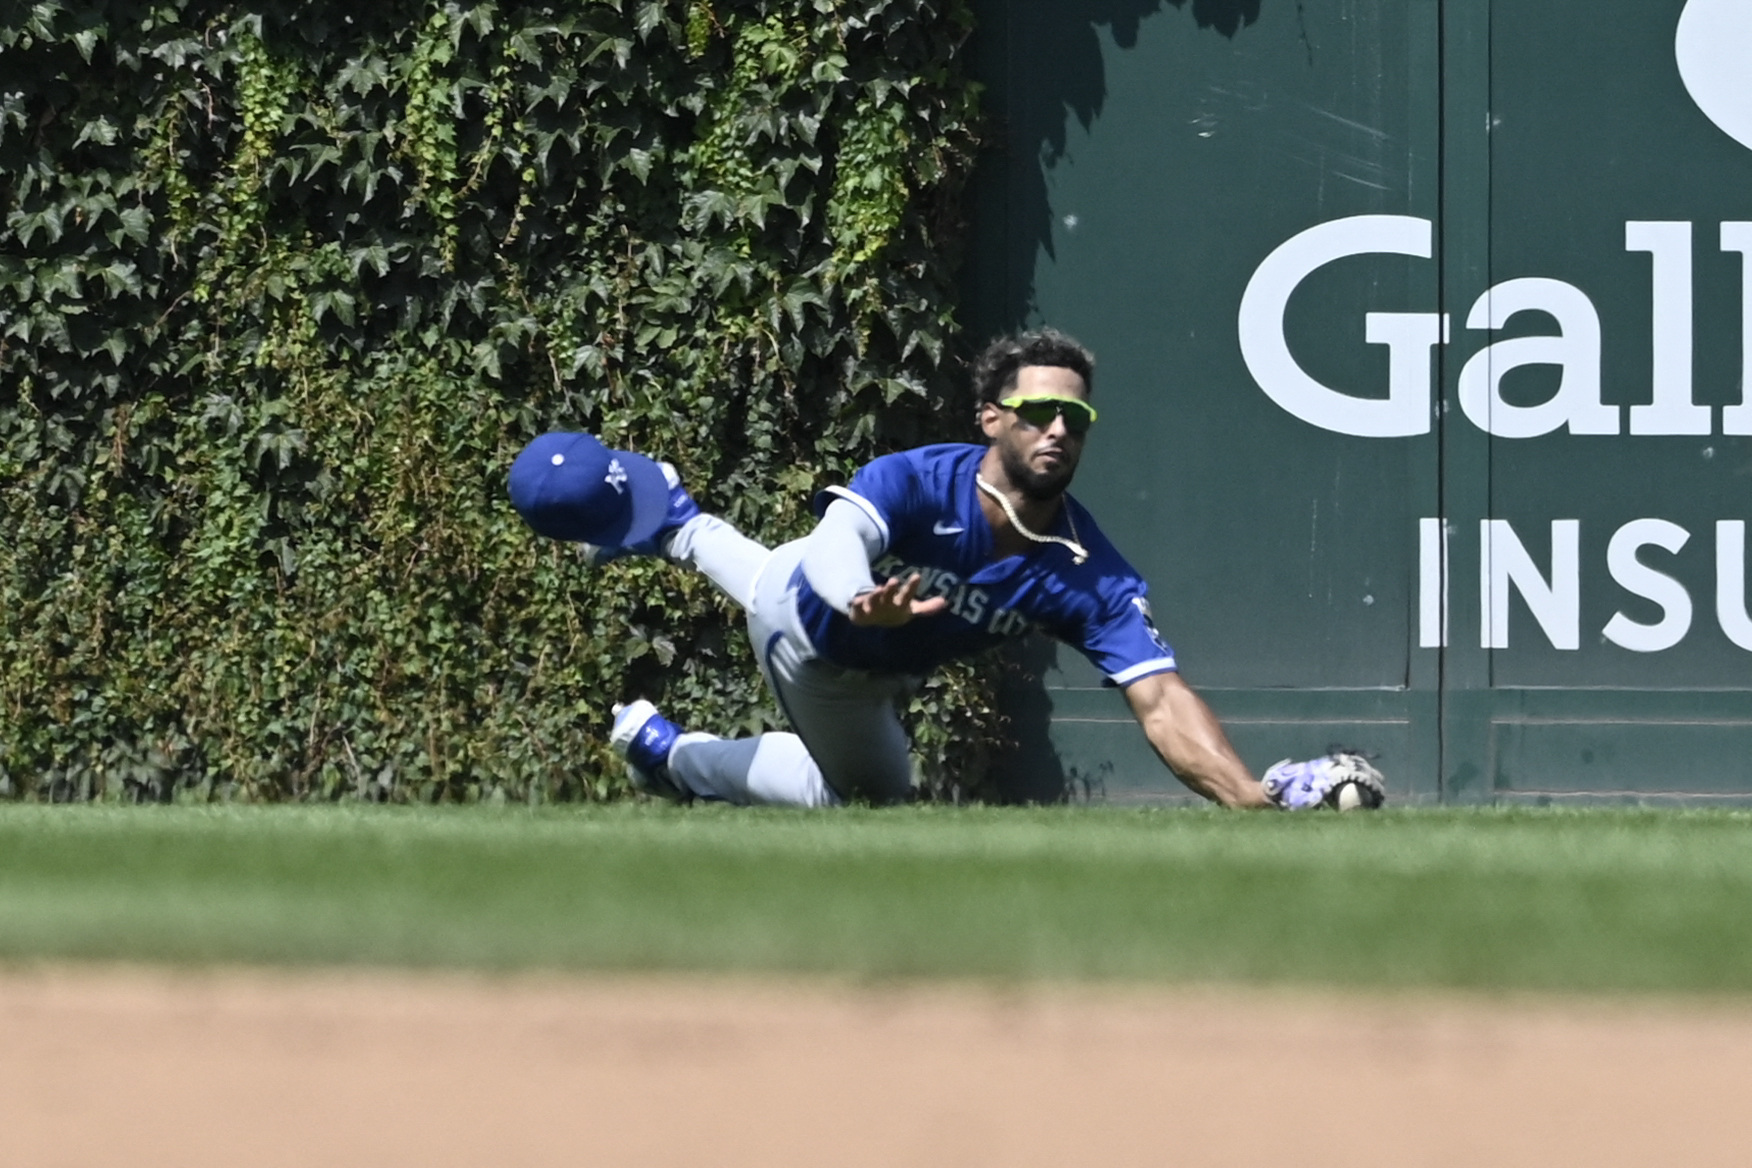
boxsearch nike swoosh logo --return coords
[933,520,964,535]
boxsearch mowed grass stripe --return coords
[2,804,1751,993]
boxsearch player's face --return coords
[981,365,1090,500]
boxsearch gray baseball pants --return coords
[658,515,918,806]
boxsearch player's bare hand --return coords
[848,574,950,627]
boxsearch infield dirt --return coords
[3,966,1748,1167]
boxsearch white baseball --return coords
[1332,781,1367,811]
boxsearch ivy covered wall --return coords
[0,0,989,801]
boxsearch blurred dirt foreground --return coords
[4,966,1749,1168]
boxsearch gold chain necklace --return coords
[976,476,1089,564]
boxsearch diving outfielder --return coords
[509,329,1384,810]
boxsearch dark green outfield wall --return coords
[967,0,1752,803]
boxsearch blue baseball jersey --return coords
[790,443,1177,684]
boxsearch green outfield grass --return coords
[2,803,1751,993]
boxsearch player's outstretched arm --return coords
[800,501,947,627]
[847,574,949,627]
[1122,671,1271,808]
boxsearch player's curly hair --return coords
[971,328,1096,406]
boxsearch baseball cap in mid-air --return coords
[507,432,672,547]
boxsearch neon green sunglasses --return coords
[998,394,1098,435]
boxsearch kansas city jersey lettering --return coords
[871,553,1032,637]
[792,444,1179,685]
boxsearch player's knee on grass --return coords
[816,750,914,807]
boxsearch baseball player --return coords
[509,329,1384,810]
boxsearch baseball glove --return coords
[1261,752,1387,811]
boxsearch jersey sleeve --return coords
[810,451,927,553]
[1072,585,1178,687]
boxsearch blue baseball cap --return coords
[507,432,672,547]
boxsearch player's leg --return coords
[664,512,768,612]
[610,541,915,807]
[512,434,823,797]
[755,636,915,804]
[738,539,914,803]
[611,672,911,807]
[610,700,838,807]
